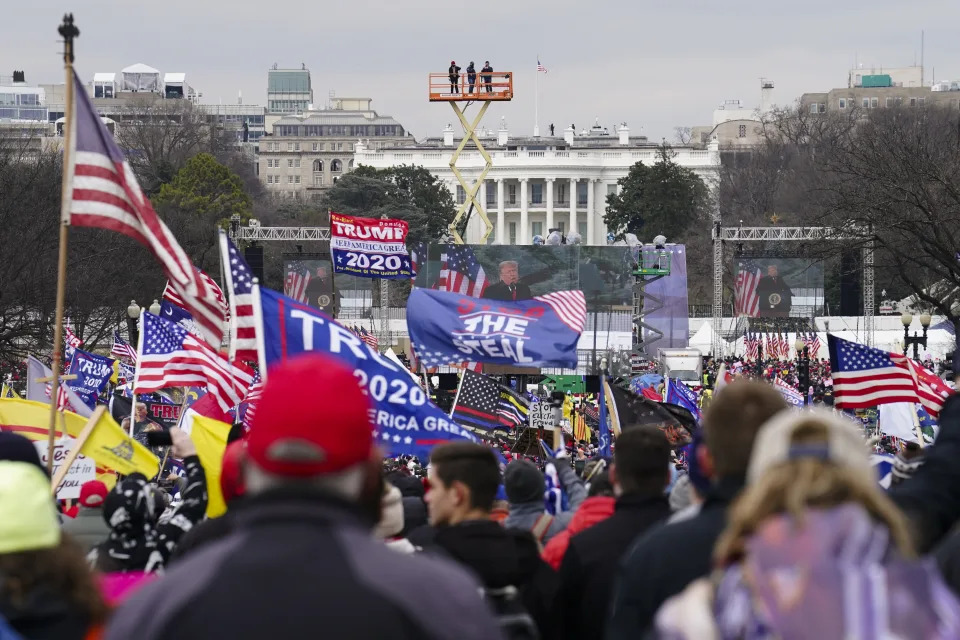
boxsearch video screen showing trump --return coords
[283,258,339,317]
[415,244,636,312]
[734,258,824,318]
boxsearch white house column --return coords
[569,178,578,237]
[545,178,555,233]
[496,178,505,244]
[586,178,597,245]
[520,178,529,245]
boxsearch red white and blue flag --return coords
[828,334,926,411]
[734,261,762,317]
[111,331,138,363]
[218,232,258,363]
[63,68,224,348]
[437,246,488,297]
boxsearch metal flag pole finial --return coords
[58,14,80,64]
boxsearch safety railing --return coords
[428,71,514,101]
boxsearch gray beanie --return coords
[504,460,545,504]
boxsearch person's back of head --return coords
[612,425,671,497]
[503,459,545,505]
[702,381,787,479]
[587,470,614,497]
[427,442,500,526]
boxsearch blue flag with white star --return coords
[257,286,480,459]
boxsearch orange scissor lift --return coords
[429,71,514,244]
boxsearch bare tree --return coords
[673,126,693,145]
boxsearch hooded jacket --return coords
[541,495,615,570]
[105,489,501,640]
[0,579,97,640]
[504,461,587,544]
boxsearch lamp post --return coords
[794,337,810,405]
[901,312,931,360]
[126,300,141,345]
[149,299,161,316]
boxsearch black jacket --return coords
[426,520,559,638]
[106,490,502,640]
[168,498,249,564]
[557,493,670,640]
[606,476,745,640]
[482,281,532,302]
[890,395,960,552]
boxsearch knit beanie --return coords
[0,461,61,554]
[0,432,48,478]
[504,460,545,504]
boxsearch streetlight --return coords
[901,312,931,360]
[149,299,162,316]
[126,300,141,345]
[795,337,810,405]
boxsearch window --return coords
[348,159,354,169]
[838,98,847,109]
[810,103,819,114]
[456,185,466,204]
[578,222,587,238]
[336,143,344,151]
[295,176,300,184]
[607,184,617,196]
[738,124,747,138]
[870,97,878,109]
[287,176,294,184]
[288,159,294,168]
[862,98,870,108]
[886,97,894,108]
[918,97,926,107]
[577,182,587,206]
[557,183,567,204]
[532,222,543,238]
[294,159,301,168]
[819,103,826,113]
[314,175,324,187]
[531,183,543,204]
[312,143,319,151]
[508,184,517,205]
[266,175,273,184]
[294,143,301,151]
[313,159,323,172]
[486,181,496,207]
[286,143,293,151]
[558,220,566,234]
[910,97,917,107]
[331,159,342,172]
[508,222,517,244]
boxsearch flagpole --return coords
[47,15,80,475]
[251,280,268,383]
[534,57,540,137]
[448,368,466,418]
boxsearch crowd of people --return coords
[4,351,960,638]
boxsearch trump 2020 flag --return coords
[330,212,413,279]
[66,349,115,410]
[407,289,586,369]
[256,286,480,459]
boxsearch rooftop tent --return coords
[163,72,192,99]
[92,72,116,98]
[120,63,161,93]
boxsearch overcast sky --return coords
[13,1,960,142]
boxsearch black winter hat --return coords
[0,432,48,478]
[504,460,545,504]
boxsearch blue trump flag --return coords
[407,288,586,369]
[257,286,480,459]
[598,376,611,458]
[665,378,702,422]
[67,348,115,409]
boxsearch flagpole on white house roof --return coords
[47,14,80,476]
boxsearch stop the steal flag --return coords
[407,289,586,369]
[256,286,480,459]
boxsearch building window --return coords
[918,97,926,107]
[532,221,543,238]
[607,184,616,196]
[862,98,870,108]
[331,159,342,172]
[295,159,301,168]
[287,143,293,151]
[886,97,894,108]
[456,185,466,204]
[314,175,324,187]
[558,220,566,234]
[508,184,517,205]
[287,176,294,184]
[486,181,496,207]
[578,222,587,238]
[531,183,543,204]
[288,159,294,168]
[508,222,517,244]
[266,175,273,184]
[313,159,323,172]
[348,159,354,169]
[870,97,878,109]
[294,143,301,151]
[557,183,567,204]
[312,143,319,151]
[738,124,747,138]
[295,175,301,184]
[336,143,344,151]
[577,182,587,206]
[810,103,819,114]
[910,97,917,107]
[838,98,847,109]
[819,103,826,113]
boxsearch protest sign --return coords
[33,436,96,500]
[529,402,554,430]
[330,213,413,279]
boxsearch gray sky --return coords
[14,1,960,142]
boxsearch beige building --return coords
[801,85,960,114]
[690,80,775,150]
[258,98,412,199]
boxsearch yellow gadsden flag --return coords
[183,413,232,518]
[0,399,159,477]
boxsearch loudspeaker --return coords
[244,245,264,284]
[839,250,860,316]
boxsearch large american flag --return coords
[284,260,312,303]
[134,311,254,413]
[111,331,138,363]
[219,232,257,362]
[437,246,488,296]
[828,334,924,410]
[734,260,762,317]
[64,68,224,348]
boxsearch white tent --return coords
[688,322,715,354]
[121,63,160,93]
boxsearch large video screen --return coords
[282,258,338,316]
[734,258,824,318]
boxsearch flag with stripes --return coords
[218,232,258,362]
[734,260,762,317]
[497,385,530,428]
[437,246,488,297]
[240,371,264,431]
[904,358,955,418]
[134,311,254,413]
[811,332,822,357]
[359,327,379,351]
[408,241,426,283]
[64,319,83,349]
[64,69,225,348]
[407,288,586,369]
[284,260,312,303]
[828,334,924,411]
[111,331,138,363]
[451,370,505,430]
[537,59,548,73]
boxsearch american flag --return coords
[219,233,258,363]
[537,59,548,73]
[284,260,312,304]
[747,333,759,360]
[451,370,504,430]
[65,69,225,348]
[437,246,488,297]
[111,331,138,363]
[734,261,762,317]
[408,241,426,283]
[134,311,254,413]
[811,332,822,357]
[161,268,228,346]
[828,334,924,410]
[905,358,955,417]
[241,371,264,430]
[359,327,379,351]
[535,291,587,333]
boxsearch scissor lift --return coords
[429,71,514,244]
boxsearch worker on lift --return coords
[448,60,461,93]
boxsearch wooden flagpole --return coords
[47,15,80,475]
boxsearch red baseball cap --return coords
[79,480,108,508]
[247,354,373,477]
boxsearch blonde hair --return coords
[714,420,916,565]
